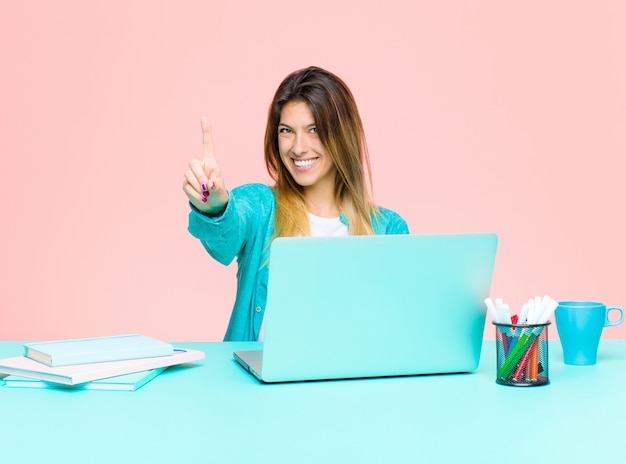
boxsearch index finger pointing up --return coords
[201,116,215,162]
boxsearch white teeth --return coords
[294,158,315,168]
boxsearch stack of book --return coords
[0,334,204,391]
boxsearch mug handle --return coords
[606,306,624,327]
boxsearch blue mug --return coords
[555,301,624,365]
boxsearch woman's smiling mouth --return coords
[293,157,318,170]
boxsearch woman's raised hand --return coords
[183,117,229,213]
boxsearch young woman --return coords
[183,66,408,341]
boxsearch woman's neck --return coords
[303,185,340,218]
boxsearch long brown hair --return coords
[264,66,377,238]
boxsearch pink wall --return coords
[1,1,625,341]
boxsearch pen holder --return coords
[494,322,550,387]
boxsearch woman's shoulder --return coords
[228,184,277,220]
[373,205,409,234]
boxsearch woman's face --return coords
[278,101,336,193]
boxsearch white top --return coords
[258,214,348,341]
[307,213,349,237]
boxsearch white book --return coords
[24,334,174,366]
[2,367,167,391]
[0,348,204,385]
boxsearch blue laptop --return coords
[234,233,498,383]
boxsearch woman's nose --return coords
[292,133,308,156]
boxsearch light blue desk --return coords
[1,341,624,463]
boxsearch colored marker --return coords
[529,340,539,381]
[512,340,534,381]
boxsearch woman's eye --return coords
[310,127,317,134]
[278,127,292,134]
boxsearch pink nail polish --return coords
[201,197,207,203]
[201,183,208,191]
